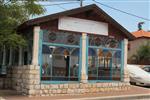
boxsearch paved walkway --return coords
[0,86,149,100]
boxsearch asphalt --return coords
[0,85,149,100]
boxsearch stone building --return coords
[0,4,135,96]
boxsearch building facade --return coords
[0,4,135,96]
[128,29,150,64]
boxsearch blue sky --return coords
[34,0,150,32]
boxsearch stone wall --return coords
[34,82,130,97]
[11,65,40,95]
[7,65,130,96]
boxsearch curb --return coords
[60,94,150,100]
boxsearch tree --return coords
[130,41,150,65]
[0,0,46,48]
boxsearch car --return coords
[127,64,150,86]
[143,66,150,73]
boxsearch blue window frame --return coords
[39,30,124,83]
[39,30,81,82]
[87,34,124,82]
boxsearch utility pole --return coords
[80,0,83,7]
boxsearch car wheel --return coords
[130,82,136,85]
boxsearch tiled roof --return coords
[132,30,150,38]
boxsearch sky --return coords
[34,0,150,32]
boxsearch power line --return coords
[41,1,80,6]
[93,0,150,21]
[57,5,67,10]
[41,1,83,11]
[40,0,150,21]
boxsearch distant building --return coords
[128,24,150,64]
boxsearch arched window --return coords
[88,34,122,81]
[103,50,112,68]
[52,47,70,80]
[41,31,81,82]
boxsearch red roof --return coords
[132,30,150,38]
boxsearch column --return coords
[123,39,130,83]
[8,47,13,66]
[27,47,30,65]
[80,33,88,83]
[18,46,23,66]
[2,45,6,74]
[2,45,6,66]
[32,26,40,66]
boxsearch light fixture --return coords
[49,54,52,58]
[64,50,69,59]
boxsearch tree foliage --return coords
[0,0,46,48]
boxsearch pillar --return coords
[80,33,88,83]
[2,45,6,74]
[8,47,13,66]
[32,26,40,66]
[18,46,23,66]
[27,47,31,65]
[123,39,130,83]
[2,45,6,66]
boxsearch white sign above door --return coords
[58,17,108,36]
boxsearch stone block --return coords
[79,84,86,88]
[43,90,48,94]
[44,85,50,89]
[51,89,57,94]
[29,70,37,74]
[63,84,68,88]
[34,85,41,90]
[29,74,35,79]
[28,90,35,95]
[41,85,45,89]
[56,89,61,94]
[58,84,64,88]
[51,84,59,89]
[35,66,40,70]
[34,75,40,79]
[61,89,67,94]
[30,65,35,70]
[75,84,79,88]
[68,84,76,89]
[67,89,74,94]
[28,85,34,89]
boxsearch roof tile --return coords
[132,30,150,38]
